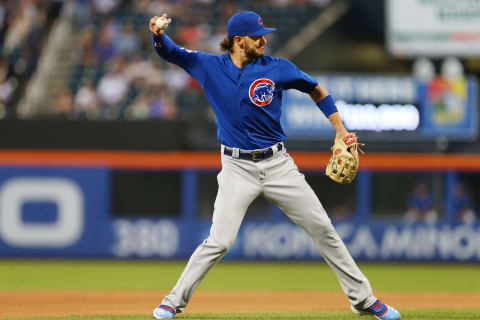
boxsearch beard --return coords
[245,43,264,59]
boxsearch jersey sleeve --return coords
[152,33,208,84]
[277,58,318,93]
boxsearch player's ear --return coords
[234,36,244,49]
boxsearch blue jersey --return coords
[152,33,318,150]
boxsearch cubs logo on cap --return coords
[227,11,276,36]
[249,78,275,107]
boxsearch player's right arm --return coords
[149,14,206,82]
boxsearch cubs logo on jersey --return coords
[249,78,275,107]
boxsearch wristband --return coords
[316,95,338,118]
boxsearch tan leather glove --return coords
[326,133,364,184]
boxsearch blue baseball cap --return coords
[227,11,276,36]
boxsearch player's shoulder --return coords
[272,56,296,66]
[261,55,276,62]
[258,55,284,64]
[262,56,297,69]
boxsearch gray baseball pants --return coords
[162,144,376,312]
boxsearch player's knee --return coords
[206,236,234,253]
[216,238,234,252]
[309,216,336,235]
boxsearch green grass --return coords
[2,261,479,319]
[6,309,480,320]
[1,260,480,292]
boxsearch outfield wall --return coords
[0,151,479,261]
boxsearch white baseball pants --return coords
[162,144,376,312]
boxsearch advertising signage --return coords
[0,166,479,262]
[387,0,480,57]
[280,73,477,141]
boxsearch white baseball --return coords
[155,17,168,30]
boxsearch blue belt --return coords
[223,143,283,161]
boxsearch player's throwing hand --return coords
[150,14,171,36]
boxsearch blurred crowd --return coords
[54,0,329,121]
[0,0,62,119]
[404,181,477,225]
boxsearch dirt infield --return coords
[1,290,480,318]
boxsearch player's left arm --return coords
[309,84,357,157]
[309,84,348,138]
[278,58,354,154]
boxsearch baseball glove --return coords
[326,133,364,184]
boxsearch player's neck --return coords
[230,50,254,69]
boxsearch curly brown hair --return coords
[220,36,234,53]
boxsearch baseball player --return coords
[149,11,401,320]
